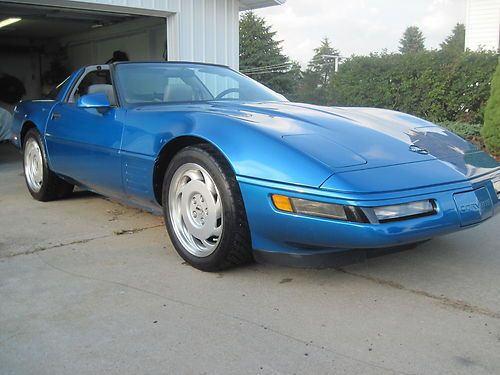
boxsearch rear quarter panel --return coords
[11,68,83,150]
[11,100,58,149]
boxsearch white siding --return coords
[465,0,500,51]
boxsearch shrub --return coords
[328,51,499,124]
[481,60,500,156]
[439,121,482,139]
[439,121,484,149]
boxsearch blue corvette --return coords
[10,62,500,271]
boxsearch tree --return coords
[307,37,339,86]
[482,60,500,156]
[399,26,425,54]
[297,37,339,104]
[239,11,299,96]
[440,23,466,53]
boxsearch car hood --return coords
[207,101,498,178]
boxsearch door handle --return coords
[51,112,61,120]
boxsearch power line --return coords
[240,62,294,73]
[241,62,293,71]
[245,70,290,75]
[243,70,291,75]
[243,60,337,73]
[241,59,344,76]
[241,55,347,75]
[242,68,290,74]
[309,55,347,61]
[243,65,296,75]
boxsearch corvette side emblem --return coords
[409,144,429,155]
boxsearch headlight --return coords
[291,198,348,220]
[373,200,435,223]
[272,195,436,223]
[272,195,347,220]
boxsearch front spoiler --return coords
[253,242,427,268]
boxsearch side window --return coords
[70,69,111,103]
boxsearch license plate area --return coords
[453,187,493,227]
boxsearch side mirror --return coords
[77,93,111,108]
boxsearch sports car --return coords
[10,62,500,271]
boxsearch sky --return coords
[255,0,467,66]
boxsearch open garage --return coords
[0,2,167,100]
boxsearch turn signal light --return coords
[271,194,294,212]
[271,194,347,220]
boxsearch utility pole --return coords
[320,54,345,72]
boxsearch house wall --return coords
[465,0,500,51]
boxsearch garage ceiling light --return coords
[0,18,21,29]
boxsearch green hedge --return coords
[481,60,500,156]
[329,51,499,124]
[439,121,482,139]
[438,121,484,149]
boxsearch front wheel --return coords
[23,129,74,201]
[162,144,253,271]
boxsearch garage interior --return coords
[0,2,167,100]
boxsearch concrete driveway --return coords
[1,142,499,375]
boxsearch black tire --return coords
[23,129,74,201]
[162,144,253,271]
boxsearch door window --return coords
[69,69,111,103]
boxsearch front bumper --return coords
[237,173,499,262]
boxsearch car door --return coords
[45,66,125,197]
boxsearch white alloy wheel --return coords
[24,137,44,192]
[168,163,223,257]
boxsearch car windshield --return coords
[115,63,286,105]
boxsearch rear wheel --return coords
[23,129,74,201]
[162,144,253,271]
